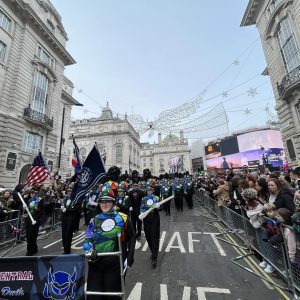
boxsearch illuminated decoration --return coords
[247,87,258,97]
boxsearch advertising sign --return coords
[205,143,221,159]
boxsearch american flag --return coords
[25,151,49,186]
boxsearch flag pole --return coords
[95,142,106,172]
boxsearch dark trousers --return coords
[185,194,193,209]
[131,211,142,236]
[26,217,39,255]
[62,211,76,253]
[87,257,121,300]
[174,194,183,211]
[143,211,160,260]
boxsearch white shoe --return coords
[264,264,275,274]
[259,260,267,268]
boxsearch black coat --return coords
[274,189,295,213]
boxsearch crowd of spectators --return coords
[196,167,300,275]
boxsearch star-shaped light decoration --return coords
[221,91,229,98]
[247,88,258,97]
[83,109,88,114]
[244,108,251,115]
[233,59,240,66]
[78,89,83,93]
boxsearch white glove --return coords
[88,198,97,207]
[129,207,133,211]
[155,203,160,209]
[62,207,66,213]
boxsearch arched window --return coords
[31,71,49,114]
[80,147,87,161]
[116,145,122,164]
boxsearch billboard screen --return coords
[205,143,221,159]
[220,136,239,156]
[206,148,285,169]
[237,130,283,152]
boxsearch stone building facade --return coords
[140,132,191,176]
[0,0,80,187]
[242,0,300,166]
[69,104,141,176]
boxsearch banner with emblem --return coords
[71,144,106,204]
[0,255,85,299]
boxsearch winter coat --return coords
[274,189,295,213]
[213,184,230,206]
[245,202,264,229]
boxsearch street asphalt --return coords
[2,196,294,300]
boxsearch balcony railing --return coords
[277,65,300,98]
[24,106,54,130]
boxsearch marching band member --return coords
[83,185,135,300]
[128,182,144,240]
[140,181,160,268]
[26,188,44,256]
[115,181,130,215]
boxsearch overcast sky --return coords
[51,0,275,143]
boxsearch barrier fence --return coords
[195,190,300,298]
[0,208,63,256]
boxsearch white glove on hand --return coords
[155,203,160,209]
[129,207,133,211]
[88,198,97,207]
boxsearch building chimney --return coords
[158,132,162,144]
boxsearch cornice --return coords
[241,0,264,27]
[62,90,83,106]
[5,0,76,66]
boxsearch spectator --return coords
[290,167,300,191]
[213,179,230,207]
[255,178,269,204]
[268,178,295,213]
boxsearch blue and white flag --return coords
[71,144,106,203]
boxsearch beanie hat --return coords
[241,188,257,200]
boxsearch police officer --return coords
[61,187,79,254]
[140,182,160,268]
[26,188,44,256]
[83,185,135,300]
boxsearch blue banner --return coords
[71,145,106,203]
[0,254,85,299]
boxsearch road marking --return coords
[182,286,191,300]
[207,233,226,256]
[160,284,168,300]
[159,231,166,251]
[127,282,142,300]
[196,287,230,300]
[43,232,85,249]
[165,232,186,253]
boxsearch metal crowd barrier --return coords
[84,233,127,299]
[0,210,20,257]
[194,191,300,298]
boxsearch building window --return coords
[0,11,11,32]
[286,139,296,160]
[143,163,146,167]
[47,19,55,34]
[159,158,164,168]
[150,157,153,161]
[23,132,43,154]
[116,145,122,164]
[150,162,153,167]
[277,17,300,73]
[143,158,146,161]
[31,71,49,114]
[0,41,6,63]
[80,147,87,161]
[36,45,55,68]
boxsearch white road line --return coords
[160,284,168,300]
[43,232,85,249]
[127,282,142,300]
[165,232,186,253]
[159,231,166,251]
[182,286,191,300]
[197,287,230,300]
[208,233,226,256]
